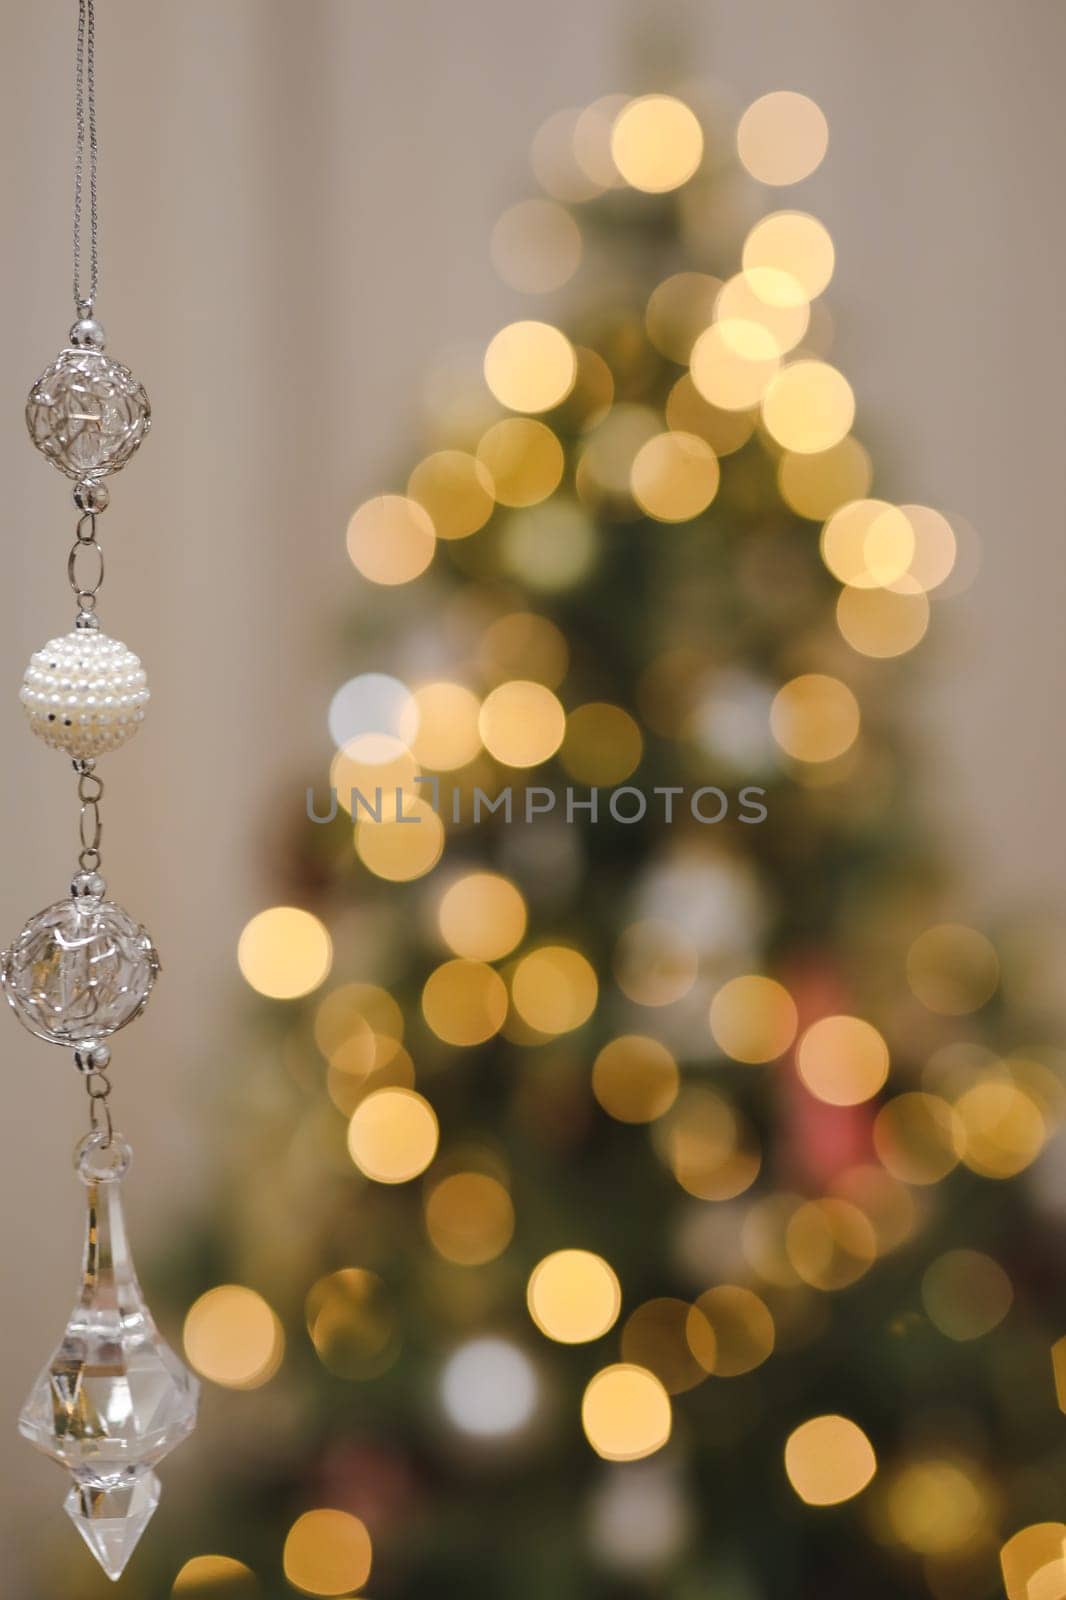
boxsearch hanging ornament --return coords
[4,1,198,1578]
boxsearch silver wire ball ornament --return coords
[1,883,159,1047]
[25,321,150,480]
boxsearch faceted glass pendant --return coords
[1,883,158,1046]
[20,1135,199,1580]
[26,347,150,479]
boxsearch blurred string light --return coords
[737,91,829,186]
[613,918,699,1008]
[478,610,569,687]
[306,1268,400,1380]
[593,1035,679,1123]
[484,320,577,412]
[331,733,418,820]
[770,673,860,764]
[511,945,598,1034]
[687,1285,775,1376]
[425,1172,515,1265]
[407,450,494,540]
[398,680,482,769]
[906,923,1000,1014]
[238,908,332,1000]
[761,359,855,454]
[921,1249,1013,1341]
[646,272,722,363]
[581,1365,672,1460]
[1001,1526,1066,1600]
[527,1249,622,1343]
[665,374,756,455]
[621,1298,709,1394]
[438,871,527,960]
[422,958,509,1045]
[183,1286,284,1389]
[346,493,435,585]
[778,436,872,519]
[884,1457,989,1556]
[709,974,798,1063]
[441,1338,539,1437]
[355,796,445,881]
[347,1087,439,1182]
[743,211,835,298]
[630,431,720,521]
[783,1415,877,1505]
[328,671,413,748]
[478,679,566,766]
[796,1015,890,1105]
[500,498,599,590]
[282,1510,372,1598]
[561,701,643,784]
[490,197,583,293]
[657,1086,761,1201]
[717,268,810,356]
[172,1556,259,1595]
[476,417,565,507]
[610,95,704,192]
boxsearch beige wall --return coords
[0,0,1062,1566]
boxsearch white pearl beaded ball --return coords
[20,630,149,758]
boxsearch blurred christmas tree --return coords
[52,83,1066,1600]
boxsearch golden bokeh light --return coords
[331,733,419,821]
[786,1197,877,1290]
[557,344,615,432]
[573,94,629,188]
[490,197,583,293]
[610,95,704,193]
[479,679,566,767]
[901,503,958,592]
[1001,1525,1066,1600]
[407,450,495,542]
[688,1285,775,1376]
[710,974,798,1063]
[778,436,873,521]
[398,680,482,770]
[425,1172,515,1265]
[796,1014,890,1106]
[886,1459,988,1555]
[716,267,810,356]
[422,958,509,1046]
[906,924,1000,1015]
[592,1034,679,1124]
[689,321,780,411]
[646,271,721,363]
[631,430,720,522]
[346,494,435,586]
[347,1087,439,1183]
[282,1510,372,1598]
[953,1079,1045,1179]
[355,796,445,882]
[873,1092,961,1185]
[660,1086,761,1201]
[501,498,599,590]
[478,610,570,688]
[183,1286,284,1390]
[560,700,643,784]
[581,1364,672,1460]
[737,92,829,186]
[614,917,699,1007]
[476,417,565,507]
[577,403,660,504]
[530,107,604,204]
[238,907,332,1001]
[784,1415,877,1506]
[484,320,577,413]
[743,211,835,300]
[172,1556,258,1595]
[836,579,930,658]
[314,982,403,1066]
[821,499,915,589]
[921,1249,1013,1341]
[438,872,527,961]
[770,673,860,764]
[762,360,855,454]
[511,945,598,1034]
[306,1268,399,1380]
[622,1298,711,1395]
[527,1249,622,1343]
[666,374,756,455]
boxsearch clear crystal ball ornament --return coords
[20,1134,199,1579]
[26,347,150,479]
[1,888,158,1046]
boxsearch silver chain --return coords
[73,759,104,873]
[68,512,105,616]
[73,0,99,318]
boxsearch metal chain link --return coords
[73,0,98,317]
[86,1071,113,1147]
[73,758,104,872]
[68,511,105,615]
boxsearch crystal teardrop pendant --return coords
[19,1133,199,1580]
